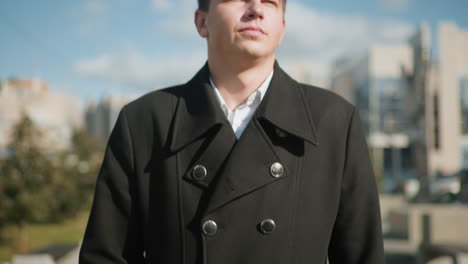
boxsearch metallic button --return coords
[260,219,276,234]
[270,162,284,178]
[202,220,218,236]
[275,127,288,138]
[192,165,207,181]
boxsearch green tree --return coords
[0,112,55,252]
[0,113,104,252]
[63,126,104,209]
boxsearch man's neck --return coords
[207,55,275,111]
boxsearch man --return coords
[79,0,385,263]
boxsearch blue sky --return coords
[1,0,467,104]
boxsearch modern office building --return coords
[85,95,135,142]
[436,22,468,174]
[331,22,468,192]
[331,43,414,191]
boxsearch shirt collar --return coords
[209,69,274,111]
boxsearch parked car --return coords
[430,170,468,204]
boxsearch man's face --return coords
[195,0,286,60]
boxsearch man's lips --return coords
[239,26,265,34]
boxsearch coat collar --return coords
[254,61,318,145]
[169,60,319,153]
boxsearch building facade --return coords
[331,22,468,193]
[85,95,134,143]
[331,43,414,192]
[0,78,82,153]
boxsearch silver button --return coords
[192,165,207,181]
[202,220,218,236]
[260,219,276,234]
[275,128,288,138]
[270,162,284,178]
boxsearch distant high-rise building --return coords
[331,42,413,191]
[407,22,468,180]
[330,54,366,105]
[402,23,433,199]
[436,22,468,174]
[331,22,468,193]
[85,95,135,143]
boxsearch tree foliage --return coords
[0,112,104,230]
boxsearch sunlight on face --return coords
[196,0,286,60]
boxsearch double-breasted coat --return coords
[79,61,385,264]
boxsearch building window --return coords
[460,78,468,134]
[461,144,468,169]
[355,78,370,135]
[433,93,440,149]
[372,78,406,133]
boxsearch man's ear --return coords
[279,18,286,44]
[194,10,208,38]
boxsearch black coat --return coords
[79,61,385,264]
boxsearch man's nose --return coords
[245,0,264,19]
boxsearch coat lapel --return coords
[204,116,286,214]
[169,63,238,190]
[256,61,319,146]
[168,61,320,216]
[169,62,232,153]
[203,61,320,215]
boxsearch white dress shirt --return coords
[209,70,274,139]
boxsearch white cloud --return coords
[85,0,109,14]
[74,48,206,90]
[278,2,413,87]
[279,2,414,64]
[76,0,110,35]
[154,0,199,39]
[151,0,172,12]
[152,0,413,52]
[157,15,199,40]
[75,0,414,89]
[380,0,410,12]
[152,0,413,62]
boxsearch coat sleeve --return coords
[328,106,385,264]
[79,106,144,264]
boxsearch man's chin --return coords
[237,46,273,59]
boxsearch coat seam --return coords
[174,95,186,264]
[121,105,145,260]
[334,105,356,219]
[289,154,303,264]
[327,105,355,260]
[121,105,135,175]
[341,106,356,189]
[298,84,319,146]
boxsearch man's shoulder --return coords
[122,83,188,116]
[296,82,354,112]
[290,81,357,132]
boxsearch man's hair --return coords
[197,0,287,12]
[197,0,210,11]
